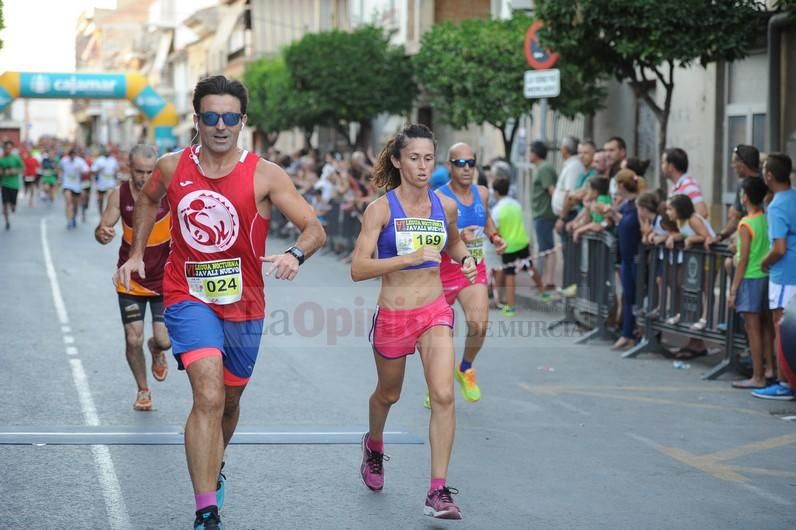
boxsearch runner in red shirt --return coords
[116,75,325,530]
[22,150,40,208]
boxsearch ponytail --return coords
[371,123,436,191]
[372,139,401,191]
[615,168,646,194]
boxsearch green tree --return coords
[1,0,4,50]
[284,25,417,149]
[413,15,604,158]
[536,0,764,158]
[244,57,314,149]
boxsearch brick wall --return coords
[434,0,491,23]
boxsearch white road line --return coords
[91,445,132,528]
[69,359,100,426]
[40,219,69,326]
[61,325,71,333]
[63,335,75,344]
[65,346,78,356]
[41,218,131,530]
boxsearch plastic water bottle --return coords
[672,361,690,369]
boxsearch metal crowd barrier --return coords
[323,198,362,254]
[549,231,618,344]
[625,242,743,380]
[270,196,363,254]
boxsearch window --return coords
[723,52,767,204]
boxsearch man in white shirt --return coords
[59,148,90,229]
[92,146,120,213]
[553,136,586,232]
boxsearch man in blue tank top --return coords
[435,142,506,405]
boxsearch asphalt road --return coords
[1,198,795,529]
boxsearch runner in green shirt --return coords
[492,175,546,314]
[1,140,24,230]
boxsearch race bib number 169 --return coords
[394,217,446,256]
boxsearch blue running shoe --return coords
[194,506,222,529]
[216,462,226,510]
[751,383,795,401]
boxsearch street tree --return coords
[413,14,604,158]
[535,0,765,158]
[244,57,314,149]
[283,25,416,149]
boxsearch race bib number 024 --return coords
[185,258,243,305]
[394,218,446,256]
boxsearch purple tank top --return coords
[377,189,448,270]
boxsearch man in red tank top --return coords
[116,76,326,530]
[95,144,171,412]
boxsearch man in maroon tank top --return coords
[116,76,326,529]
[95,144,171,412]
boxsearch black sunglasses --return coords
[450,159,477,168]
[198,112,243,127]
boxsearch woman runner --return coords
[351,124,476,520]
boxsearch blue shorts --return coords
[534,217,556,253]
[736,277,768,314]
[164,301,264,381]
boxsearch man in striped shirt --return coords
[662,147,708,218]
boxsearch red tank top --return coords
[115,180,171,296]
[163,147,270,321]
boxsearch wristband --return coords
[488,232,500,244]
[285,246,305,265]
[461,255,474,265]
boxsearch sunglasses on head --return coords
[198,112,243,127]
[450,158,477,168]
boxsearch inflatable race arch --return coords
[0,71,177,150]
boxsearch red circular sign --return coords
[525,20,559,70]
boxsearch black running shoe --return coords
[194,506,223,529]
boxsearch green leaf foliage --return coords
[535,0,764,156]
[283,26,417,133]
[413,14,603,155]
[535,0,764,86]
[0,0,4,50]
[244,57,309,138]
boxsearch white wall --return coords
[593,65,719,206]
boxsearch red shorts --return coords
[369,295,454,359]
[440,259,487,305]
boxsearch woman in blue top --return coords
[351,124,476,519]
[605,169,645,350]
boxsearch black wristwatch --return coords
[461,255,474,265]
[285,246,305,265]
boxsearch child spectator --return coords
[636,189,673,317]
[757,153,796,400]
[729,176,775,389]
[570,176,612,242]
[665,194,716,355]
[492,176,546,314]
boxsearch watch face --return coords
[287,247,304,264]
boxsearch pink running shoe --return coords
[360,433,388,491]
[424,486,462,519]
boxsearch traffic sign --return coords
[524,69,560,99]
[524,20,559,70]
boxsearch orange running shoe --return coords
[148,337,168,382]
[134,389,152,411]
